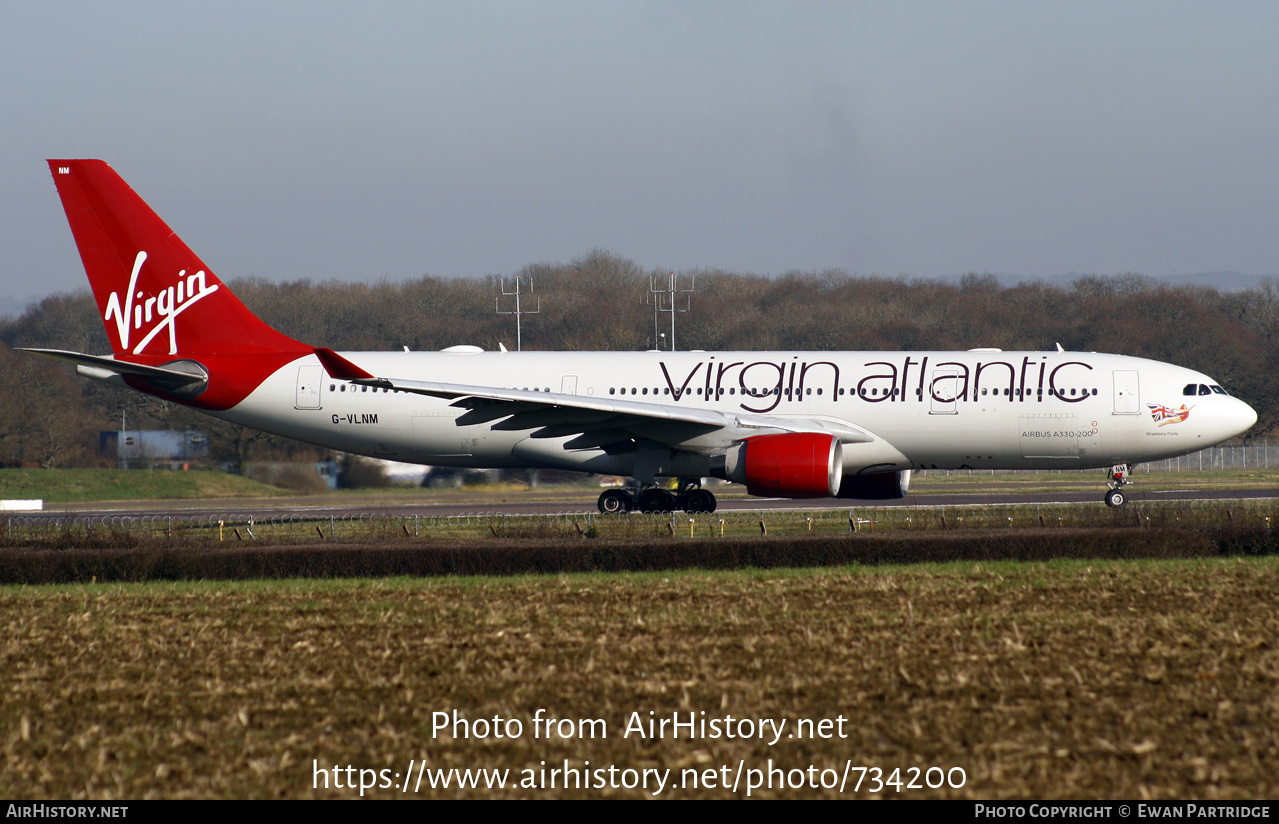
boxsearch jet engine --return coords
[722,433,844,498]
[836,469,912,500]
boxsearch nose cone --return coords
[1231,398,1259,437]
[1195,396,1258,447]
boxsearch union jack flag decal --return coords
[1148,403,1192,426]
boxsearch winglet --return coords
[314,348,375,380]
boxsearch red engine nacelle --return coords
[724,433,844,498]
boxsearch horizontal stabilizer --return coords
[21,349,210,397]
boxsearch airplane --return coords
[25,159,1258,513]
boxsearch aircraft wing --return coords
[315,348,873,451]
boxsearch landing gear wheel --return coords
[680,488,717,513]
[636,488,677,513]
[598,489,633,514]
[1104,488,1127,508]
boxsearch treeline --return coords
[2,250,1276,469]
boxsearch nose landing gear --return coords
[1104,464,1132,507]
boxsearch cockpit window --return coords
[1199,384,1213,396]
[1184,384,1198,396]
[1211,385,1228,395]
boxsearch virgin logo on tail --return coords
[104,251,220,355]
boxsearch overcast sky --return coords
[4,1,1278,310]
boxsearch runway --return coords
[33,486,1279,520]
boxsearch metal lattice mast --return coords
[646,272,695,351]
[496,275,540,351]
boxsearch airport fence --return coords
[1144,440,1272,471]
[925,440,1276,475]
[3,499,1278,548]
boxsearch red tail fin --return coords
[47,159,309,359]
[46,160,314,410]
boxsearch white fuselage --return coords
[212,348,1257,479]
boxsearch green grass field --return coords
[910,468,1279,494]
[0,468,292,502]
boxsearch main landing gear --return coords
[1104,463,1132,508]
[597,481,718,514]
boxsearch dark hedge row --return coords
[4,526,1272,585]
